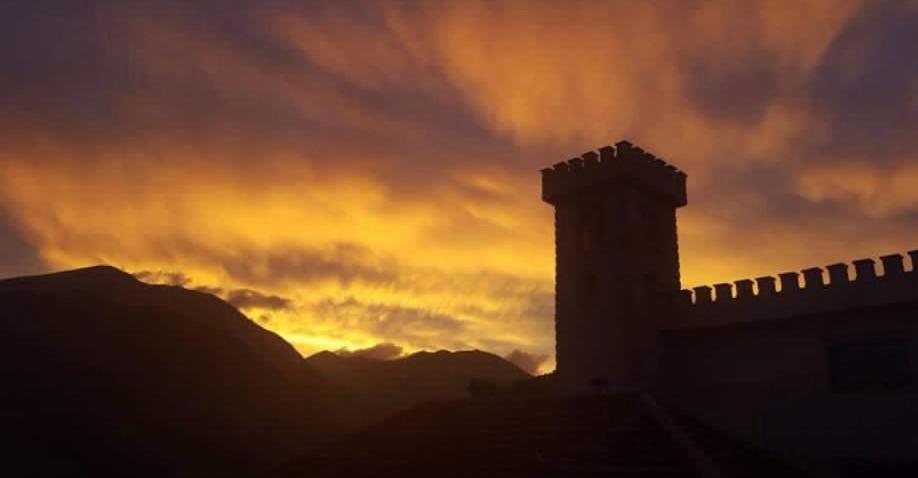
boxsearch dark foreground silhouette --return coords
[305,348,528,423]
[0,266,528,477]
[267,393,808,478]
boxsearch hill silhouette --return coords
[0,266,344,477]
[306,348,529,423]
[0,266,534,477]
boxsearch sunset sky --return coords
[2,0,916,373]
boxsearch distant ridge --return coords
[305,348,530,423]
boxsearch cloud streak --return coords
[225,288,293,311]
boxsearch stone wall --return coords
[664,251,918,330]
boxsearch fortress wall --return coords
[662,250,918,330]
[541,140,687,207]
[657,299,918,474]
[658,250,918,472]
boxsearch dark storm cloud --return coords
[684,60,783,125]
[808,1,918,159]
[225,288,293,311]
[668,1,918,283]
[777,2,918,224]
[0,209,44,277]
[220,243,398,287]
[0,0,511,186]
[194,285,225,296]
[131,269,292,311]
[0,1,125,134]
[307,296,469,350]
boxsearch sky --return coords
[1,0,917,373]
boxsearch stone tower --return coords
[541,141,687,391]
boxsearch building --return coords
[541,140,686,391]
[541,141,918,476]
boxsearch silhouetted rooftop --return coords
[268,393,808,477]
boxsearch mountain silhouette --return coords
[306,349,529,423]
[0,266,535,477]
[0,266,341,477]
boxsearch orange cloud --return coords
[795,160,918,218]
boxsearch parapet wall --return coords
[541,141,687,207]
[664,250,918,330]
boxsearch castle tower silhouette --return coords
[541,141,687,391]
[542,140,918,471]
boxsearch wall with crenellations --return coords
[657,258,918,475]
[661,250,918,331]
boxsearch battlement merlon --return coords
[541,141,688,207]
[663,250,918,330]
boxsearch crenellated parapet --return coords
[664,250,918,330]
[541,141,687,207]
